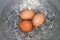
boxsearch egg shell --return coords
[32,13,45,27]
[18,21,33,32]
[19,10,35,19]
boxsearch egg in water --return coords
[32,12,45,28]
[18,21,33,32]
[19,10,35,19]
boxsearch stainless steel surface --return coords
[0,0,60,40]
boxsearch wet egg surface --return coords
[19,10,35,19]
[18,21,33,32]
[32,13,45,27]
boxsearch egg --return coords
[22,19,29,21]
[18,21,33,32]
[19,10,35,19]
[32,13,45,27]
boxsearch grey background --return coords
[0,0,60,40]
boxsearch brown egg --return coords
[22,19,29,21]
[19,10,34,19]
[32,13,45,28]
[18,21,33,32]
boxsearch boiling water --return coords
[2,0,56,40]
